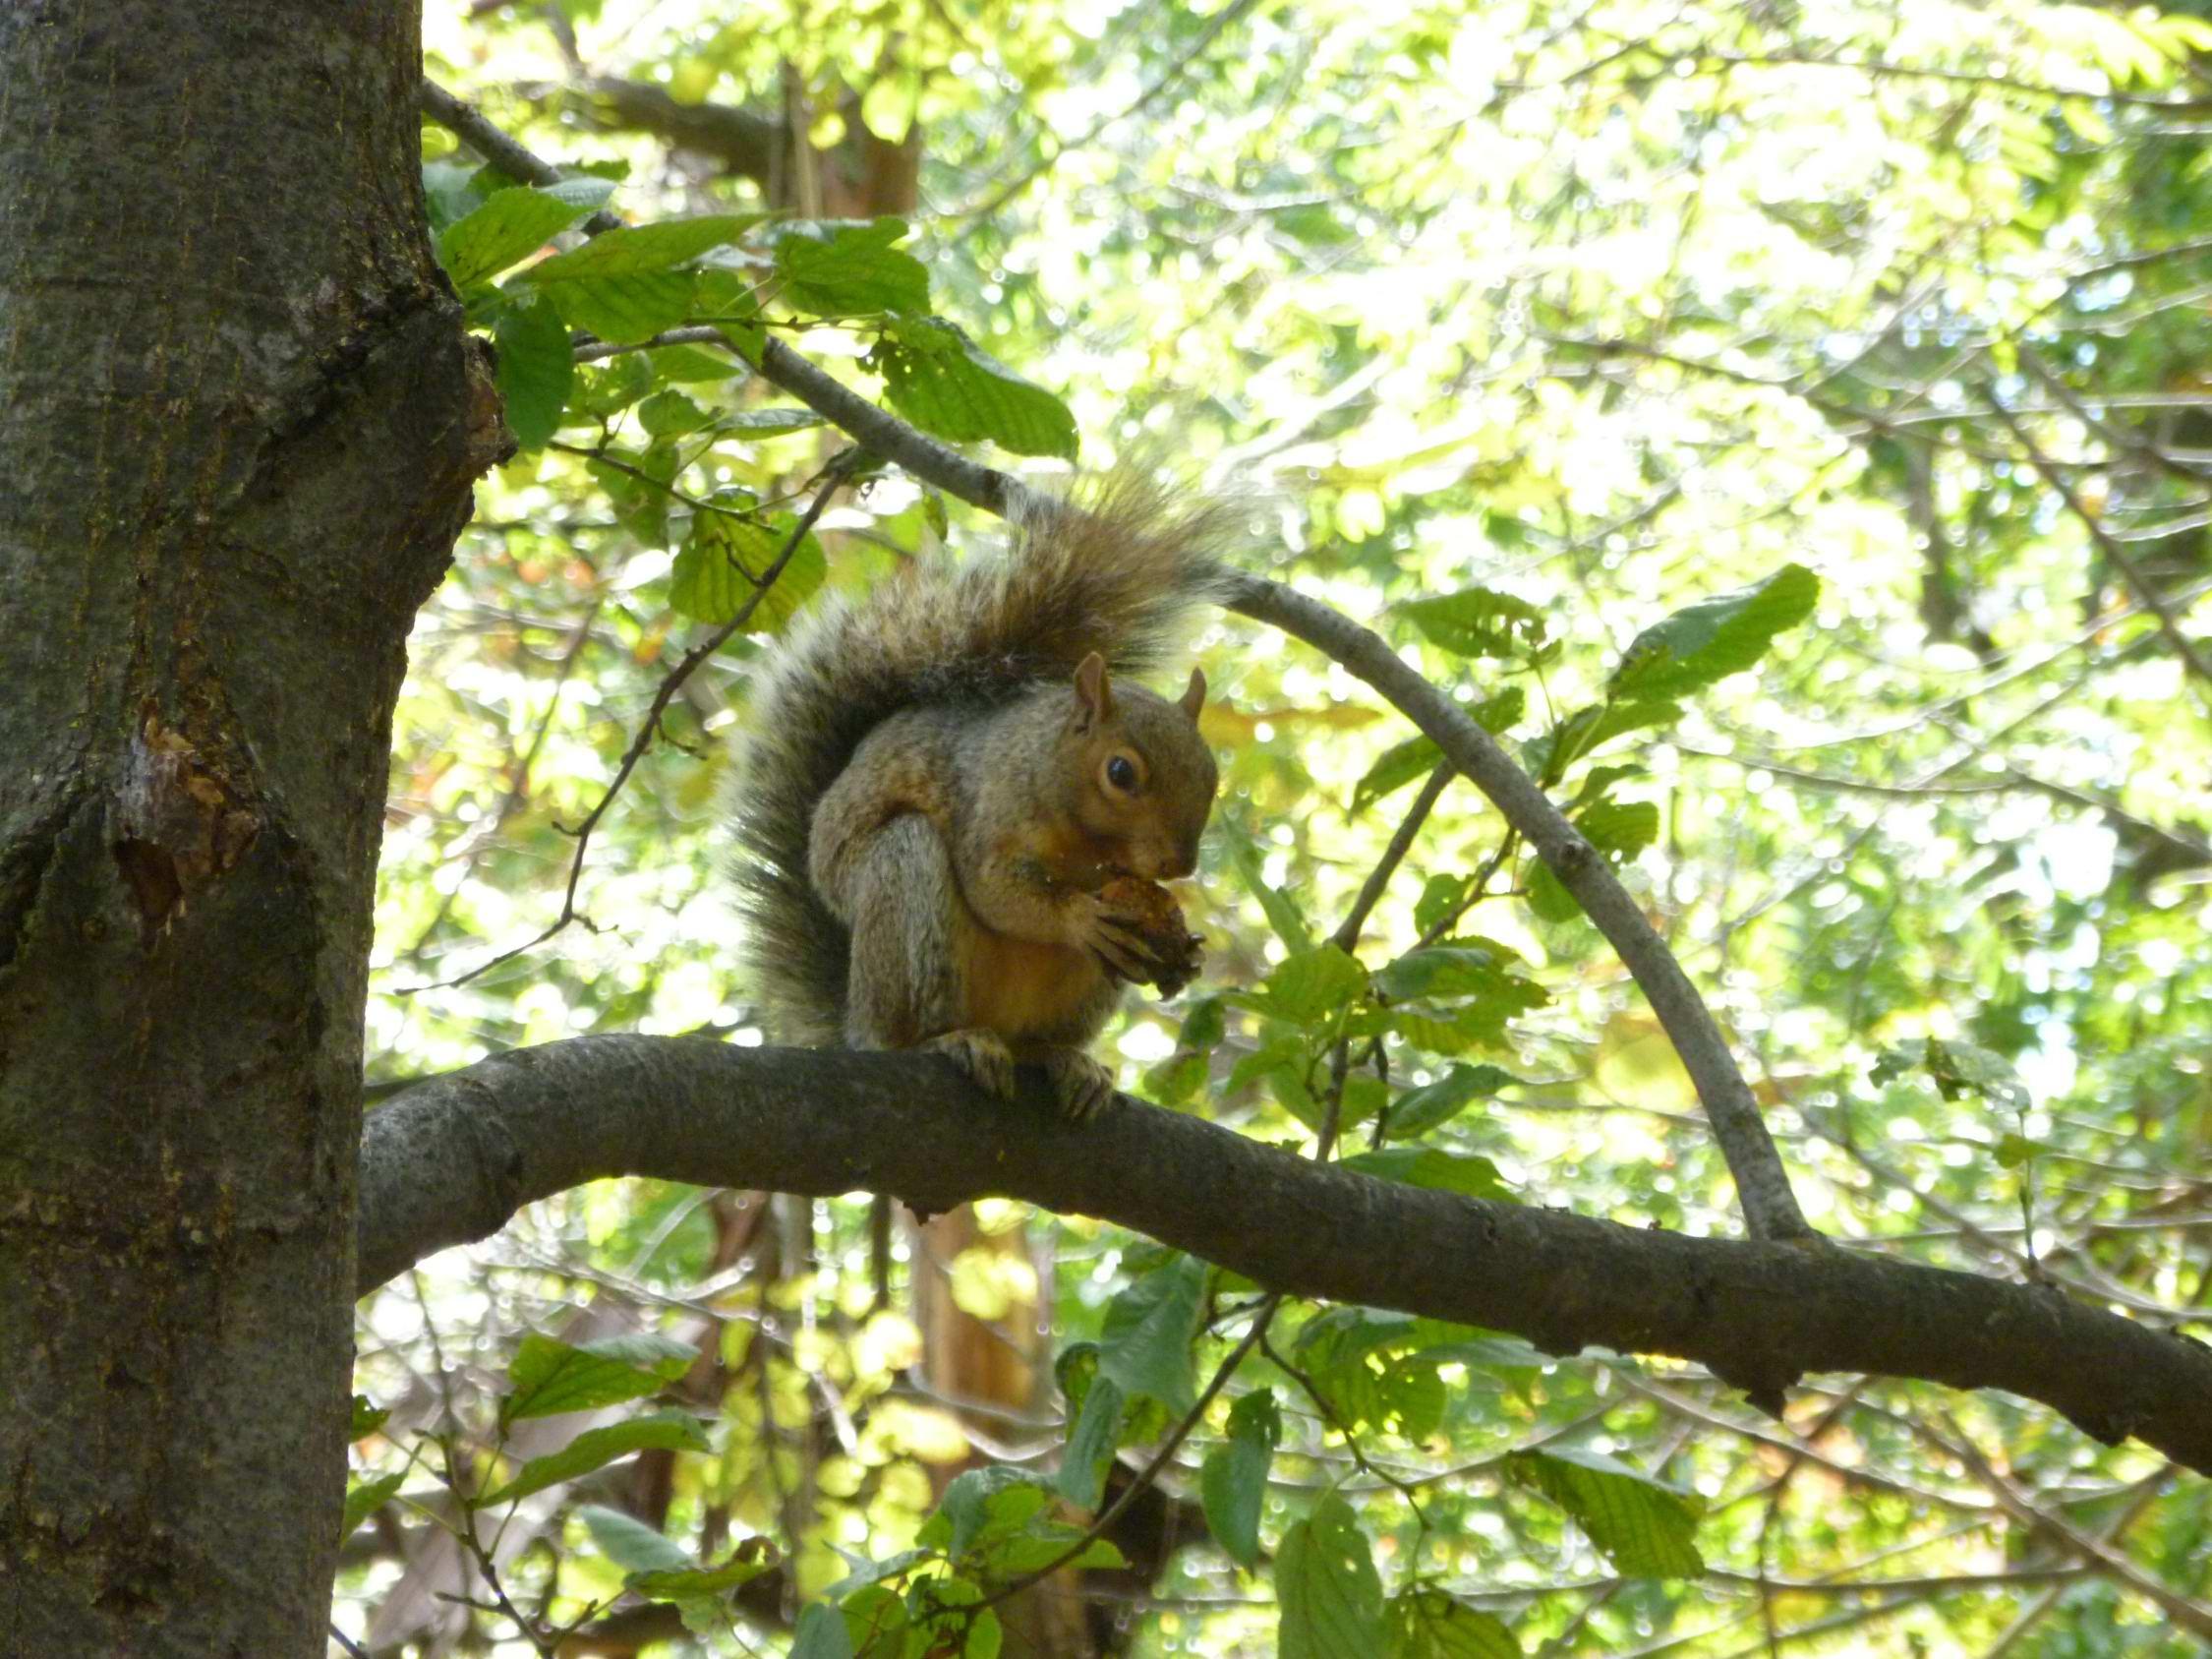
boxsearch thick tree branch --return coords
[357,1037,2212,1475]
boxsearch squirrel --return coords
[728,473,1232,1118]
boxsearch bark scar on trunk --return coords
[109,707,262,937]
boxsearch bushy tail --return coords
[728,472,1237,1044]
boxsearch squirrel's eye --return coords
[1106,755,1138,792]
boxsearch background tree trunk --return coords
[0,5,497,1653]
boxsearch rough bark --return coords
[0,6,498,1654]
[358,1038,2212,1477]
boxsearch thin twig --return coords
[402,452,862,990]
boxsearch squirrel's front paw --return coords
[1040,1048,1117,1121]
[1071,891,1162,982]
[923,1028,1018,1098]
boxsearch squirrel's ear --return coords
[1179,667,1207,722]
[1074,652,1114,728]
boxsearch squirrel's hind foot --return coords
[1040,1048,1116,1121]
[923,1028,1018,1099]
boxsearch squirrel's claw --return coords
[1074,895,1162,981]
[924,1028,1018,1099]
[1041,1048,1117,1120]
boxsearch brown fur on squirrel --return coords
[729,474,1231,1117]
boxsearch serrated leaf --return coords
[876,318,1078,459]
[482,1408,711,1506]
[437,185,602,288]
[502,1332,693,1424]
[1099,1255,1206,1415]
[1056,1374,1126,1511]
[670,511,828,632]
[1608,563,1818,700]
[1382,1063,1517,1141]
[341,1473,402,1542]
[1389,1587,1522,1657]
[527,213,762,280]
[1506,1449,1703,1577]
[1339,1147,1513,1202]
[1398,588,1548,660]
[494,294,575,449]
[776,217,931,317]
[1277,1493,1385,1659]
[1201,1388,1281,1570]
[1257,945,1368,1024]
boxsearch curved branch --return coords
[356,1037,2212,1475]
[748,335,1810,1240]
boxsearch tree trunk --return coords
[0,6,497,1653]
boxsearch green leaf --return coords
[526,213,762,280]
[1397,587,1548,660]
[340,1473,402,1542]
[579,1503,695,1574]
[482,1408,711,1506]
[1531,698,1683,783]
[572,350,655,418]
[876,318,1078,460]
[1374,941,1528,1002]
[1871,1037,2030,1114]
[1608,563,1818,700]
[350,1394,390,1439]
[1201,1388,1281,1570]
[1575,799,1659,860]
[1351,737,1443,816]
[1226,824,1316,953]
[1505,1449,1703,1577]
[793,1602,857,1659]
[501,1332,693,1424]
[715,406,828,435]
[1382,1063,1517,1141]
[670,511,829,633]
[494,294,575,450]
[518,212,759,345]
[1181,996,1227,1052]
[921,1466,1052,1560]
[1276,1493,1385,1659]
[1339,1147,1513,1202]
[587,444,676,546]
[628,1539,778,1600]
[637,387,709,438]
[1098,1254,1207,1415]
[437,183,605,288]
[1254,945,1368,1024]
[1056,1373,1126,1511]
[647,342,743,383]
[1388,1587,1521,1658]
[776,217,931,317]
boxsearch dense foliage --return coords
[344,1,2212,1652]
